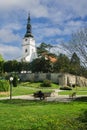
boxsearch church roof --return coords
[24,14,34,38]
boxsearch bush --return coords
[12,76,18,87]
[0,80,10,92]
[40,80,51,87]
[60,86,72,90]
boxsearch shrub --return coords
[40,80,51,87]
[0,80,10,92]
[12,75,18,87]
[60,86,72,90]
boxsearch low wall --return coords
[19,73,87,87]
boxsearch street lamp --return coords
[9,76,13,100]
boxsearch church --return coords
[22,14,37,62]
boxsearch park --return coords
[0,81,87,130]
[0,1,87,129]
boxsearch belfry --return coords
[22,14,37,62]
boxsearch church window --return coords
[25,49,27,53]
[25,38,27,41]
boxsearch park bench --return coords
[69,92,76,99]
[33,91,51,100]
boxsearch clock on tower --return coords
[22,14,37,62]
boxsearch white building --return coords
[22,14,37,62]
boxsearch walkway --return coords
[0,94,86,102]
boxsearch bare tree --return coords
[62,28,87,67]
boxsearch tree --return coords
[0,54,4,73]
[53,54,70,73]
[69,53,81,75]
[30,57,52,73]
[37,42,53,57]
[3,60,30,73]
[0,54,4,62]
[70,52,80,65]
[37,42,48,56]
[62,28,87,67]
[3,60,16,72]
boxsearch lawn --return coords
[59,87,87,95]
[0,98,87,130]
[0,82,59,97]
[0,82,87,97]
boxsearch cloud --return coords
[4,23,22,30]
[41,0,87,23]
[0,22,22,44]
[64,0,87,18]
[0,44,22,60]
[0,28,21,43]
[0,0,48,18]
[0,0,87,60]
[33,19,86,42]
[0,0,87,19]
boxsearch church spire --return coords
[24,13,33,38]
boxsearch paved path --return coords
[0,94,86,102]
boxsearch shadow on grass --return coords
[0,99,60,106]
[77,110,87,130]
[73,96,87,102]
[0,96,86,106]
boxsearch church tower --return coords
[22,14,37,62]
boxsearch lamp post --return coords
[9,77,13,100]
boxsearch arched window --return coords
[25,49,27,53]
[25,38,27,41]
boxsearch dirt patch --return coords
[0,92,10,95]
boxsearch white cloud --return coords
[64,0,87,18]
[0,0,48,18]
[0,28,21,43]
[0,0,87,19]
[42,0,87,23]
[4,23,22,30]
[55,38,65,43]
[0,0,87,60]
[0,22,22,44]
[33,19,86,40]
[0,44,22,60]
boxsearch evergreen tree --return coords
[70,52,81,75]
[53,54,70,73]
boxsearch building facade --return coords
[22,14,37,62]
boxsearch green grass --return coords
[0,99,87,130]
[12,86,53,96]
[0,82,87,97]
[0,82,59,97]
[20,82,59,89]
[0,82,87,129]
[59,87,87,95]
[59,90,87,95]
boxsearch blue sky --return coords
[0,0,87,60]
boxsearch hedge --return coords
[60,86,72,90]
[0,80,10,92]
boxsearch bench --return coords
[69,92,76,99]
[33,91,51,100]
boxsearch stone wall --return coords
[19,73,87,87]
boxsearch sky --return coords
[0,0,87,60]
